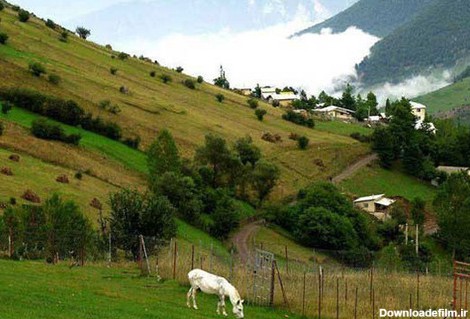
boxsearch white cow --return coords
[187,269,244,318]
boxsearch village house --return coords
[353,194,396,220]
[261,87,299,107]
[313,105,355,121]
[410,101,426,122]
[236,88,252,96]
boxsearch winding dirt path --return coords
[332,153,378,184]
[231,221,262,264]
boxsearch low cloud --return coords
[121,20,379,95]
[369,71,452,104]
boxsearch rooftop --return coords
[354,194,385,203]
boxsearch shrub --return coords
[183,79,196,89]
[255,109,267,121]
[81,115,122,140]
[149,70,156,77]
[272,100,280,107]
[297,136,309,150]
[0,2,4,10]
[31,118,81,145]
[1,101,13,114]
[350,132,371,143]
[12,5,20,11]
[117,52,129,60]
[74,171,83,180]
[119,86,129,94]
[28,62,46,77]
[45,19,56,29]
[0,32,8,45]
[18,10,30,22]
[175,66,184,73]
[59,31,68,42]
[105,44,112,50]
[282,110,315,128]
[197,75,204,83]
[98,100,111,110]
[247,98,258,109]
[0,121,4,136]
[48,74,61,85]
[76,27,91,39]
[9,197,16,205]
[215,94,225,103]
[110,67,118,75]
[160,74,172,84]
[108,104,121,114]
[123,136,141,149]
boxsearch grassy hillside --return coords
[415,77,470,125]
[295,0,435,38]
[338,163,437,204]
[0,6,369,197]
[0,259,300,319]
[357,0,470,85]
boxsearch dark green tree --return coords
[234,136,261,166]
[76,27,91,39]
[372,127,395,168]
[410,197,426,226]
[251,160,280,206]
[341,84,356,111]
[195,134,232,187]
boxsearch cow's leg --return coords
[191,286,198,310]
[216,296,221,315]
[186,287,193,308]
[221,295,228,316]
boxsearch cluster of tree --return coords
[0,88,124,143]
[266,183,380,267]
[145,131,279,239]
[31,118,82,145]
[373,98,470,180]
[213,66,230,89]
[0,195,94,261]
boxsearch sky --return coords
[9,0,449,101]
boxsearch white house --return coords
[261,89,299,107]
[353,194,396,220]
[313,106,355,121]
[410,101,426,122]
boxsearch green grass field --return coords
[0,259,301,319]
[339,163,437,203]
[416,77,470,114]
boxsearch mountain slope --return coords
[0,6,369,198]
[357,0,470,85]
[295,0,435,38]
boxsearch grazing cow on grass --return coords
[187,269,244,318]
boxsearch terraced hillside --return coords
[0,5,369,197]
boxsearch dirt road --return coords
[231,221,262,264]
[332,153,378,184]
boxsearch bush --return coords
[59,31,68,42]
[28,62,46,77]
[247,98,258,109]
[215,94,225,103]
[149,71,156,77]
[0,2,4,10]
[122,136,141,149]
[18,10,30,22]
[183,79,196,89]
[282,110,315,128]
[81,114,122,140]
[12,5,20,11]
[0,32,8,45]
[31,118,82,145]
[297,136,309,149]
[119,86,129,94]
[48,74,61,85]
[160,74,172,84]
[350,132,371,143]
[175,66,184,73]
[45,19,56,29]
[74,171,83,180]
[105,44,112,50]
[197,75,204,83]
[1,101,13,114]
[117,52,129,60]
[76,27,91,39]
[110,67,118,75]
[255,109,267,121]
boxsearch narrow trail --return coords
[230,221,262,264]
[332,153,378,184]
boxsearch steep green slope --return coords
[295,0,435,38]
[357,0,470,85]
[0,5,369,197]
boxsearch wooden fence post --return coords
[173,239,177,280]
[269,260,275,307]
[140,235,151,276]
[318,266,323,319]
[336,277,340,319]
[372,288,375,319]
[274,261,289,310]
[416,271,420,309]
[354,287,358,319]
[370,266,374,304]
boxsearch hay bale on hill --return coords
[1,167,13,176]
[262,132,282,143]
[9,154,20,162]
[289,133,300,140]
[56,174,69,184]
[90,198,103,210]
[21,189,40,203]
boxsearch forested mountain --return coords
[295,0,435,38]
[357,0,470,85]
